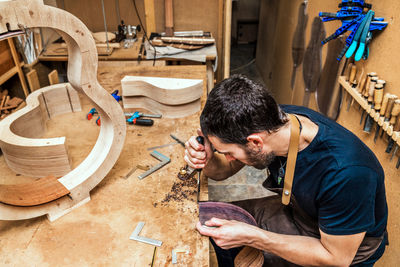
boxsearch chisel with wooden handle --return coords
[346,64,357,111]
[363,76,379,133]
[374,92,390,142]
[360,72,377,124]
[390,116,400,162]
[380,95,397,138]
[386,100,400,153]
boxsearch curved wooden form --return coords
[0,0,126,221]
[121,76,203,105]
[123,96,201,118]
[0,83,80,177]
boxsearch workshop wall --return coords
[256,0,400,265]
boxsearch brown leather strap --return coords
[282,114,301,205]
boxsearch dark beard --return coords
[244,146,276,170]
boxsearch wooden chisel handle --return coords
[368,76,378,103]
[349,65,357,83]
[385,96,397,120]
[380,93,391,116]
[358,74,368,94]
[390,100,400,124]
[344,63,353,82]
[394,115,400,132]
[374,83,384,111]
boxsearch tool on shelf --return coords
[380,95,397,138]
[385,100,400,153]
[138,150,170,180]
[390,117,400,161]
[129,221,162,247]
[362,76,378,133]
[373,88,388,143]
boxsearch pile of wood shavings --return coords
[153,178,197,207]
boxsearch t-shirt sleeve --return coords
[317,166,377,235]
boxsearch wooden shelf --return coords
[339,76,400,146]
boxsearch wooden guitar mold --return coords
[0,83,80,178]
[0,0,126,221]
[121,76,203,105]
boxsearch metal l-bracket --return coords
[129,222,162,247]
[138,150,171,180]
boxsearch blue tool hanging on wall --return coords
[319,0,388,61]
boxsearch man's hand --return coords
[196,218,260,249]
[184,129,214,169]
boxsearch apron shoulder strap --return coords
[282,114,301,205]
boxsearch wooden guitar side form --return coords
[0,0,126,221]
[0,83,80,177]
[121,76,203,105]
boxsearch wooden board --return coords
[0,175,70,206]
[0,0,126,221]
[121,76,203,105]
[26,69,40,92]
[48,69,59,85]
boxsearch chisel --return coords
[389,116,400,161]
[370,83,384,141]
[362,76,378,133]
[374,93,390,142]
[346,64,357,111]
[360,72,377,124]
[385,100,400,153]
[380,95,397,138]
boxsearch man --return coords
[185,75,388,266]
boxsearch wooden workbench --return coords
[0,65,209,266]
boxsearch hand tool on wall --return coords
[389,117,400,162]
[380,95,397,138]
[138,150,170,180]
[302,17,326,107]
[345,63,357,111]
[319,1,388,61]
[385,100,400,153]
[362,76,378,133]
[290,1,308,90]
[316,36,346,120]
[373,91,389,142]
[360,72,377,124]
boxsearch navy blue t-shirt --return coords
[268,105,388,262]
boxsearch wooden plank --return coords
[48,69,59,85]
[26,69,41,92]
[144,0,156,35]
[0,40,15,77]
[0,66,18,86]
[0,175,70,207]
[164,0,174,36]
[8,38,29,97]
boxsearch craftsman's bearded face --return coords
[243,145,276,170]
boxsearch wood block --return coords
[26,69,40,92]
[48,69,59,85]
[121,76,203,105]
[123,96,201,118]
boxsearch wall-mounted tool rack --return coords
[339,76,400,149]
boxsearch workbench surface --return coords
[0,65,209,266]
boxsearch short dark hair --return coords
[200,74,288,144]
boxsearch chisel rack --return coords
[339,76,400,147]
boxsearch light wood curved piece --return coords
[123,96,201,118]
[121,76,203,105]
[0,175,70,206]
[0,0,126,221]
[0,83,80,177]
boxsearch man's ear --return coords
[246,134,264,151]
